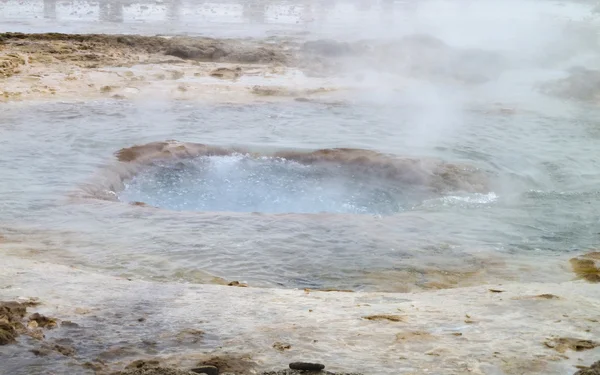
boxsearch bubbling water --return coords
[85,141,490,215]
[118,154,406,214]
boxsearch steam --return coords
[300,0,600,154]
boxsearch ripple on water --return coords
[119,155,405,215]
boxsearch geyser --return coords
[87,141,489,215]
[119,155,407,214]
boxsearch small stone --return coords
[28,313,57,329]
[227,281,248,287]
[272,342,291,351]
[191,365,218,375]
[289,362,325,371]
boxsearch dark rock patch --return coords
[289,362,325,371]
[190,365,218,375]
[362,314,405,322]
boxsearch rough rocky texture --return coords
[0,33,288,67]
[29,312,58,329]
[0,53,26,78]
[114,367,198,375]
[262,371,362,375]
[569,252,600,282]
[544,337,599,353]
[194,354,257,375]
[575,361,600,375]
[289,362,325,371]
[362,315,405,322]
[190,365,218,375]
[0,300,39,345]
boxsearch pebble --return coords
[191,365,218,375]
[289,362,325,371]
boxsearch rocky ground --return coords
[0,32,511,103]
[1,32,600,375]
[0,249,599,375]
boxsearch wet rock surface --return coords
[0,300,49,345]
[544,337,599,353]
[362,315,405,322]
[190,365,219,375]
[570,252,600,282]
[289,362,325,371]
[575,361,600,375]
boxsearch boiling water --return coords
[118,156,407,215]
[1,95,599,290]
[1,0,600,292]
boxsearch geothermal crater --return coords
[90,141,489,215]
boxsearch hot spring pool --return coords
[0,97,599,291]
[118,155,406,215]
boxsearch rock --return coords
[544,337,599,353]
[227,281,248,287]
[0,53,26,78]
[175,328,205,344]
[53,343,75,356]
[191,365,218,375]
[31,343,75,356]
[61,320,79,327]
[209,67,242,80]
[575,360,600,375]
[125,359,161,369]
[569,252,600,282]
[195,354,256,374]
[273,342,291,351]
[0,322,18,345]
[31,347,52,356]
[289,362,325,371]
[29,312,58,329]
[0,300,36,345]
[116,366,197,375]
[362,314,405,322]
